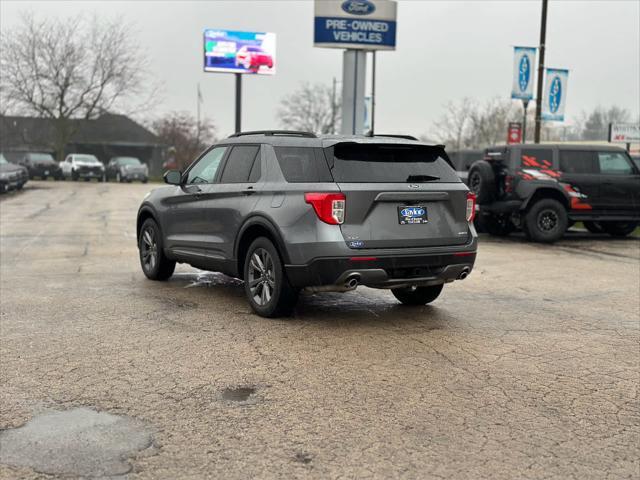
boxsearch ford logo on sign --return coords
[401,207,425,218]
[549,75,562,113]
[341,0,376,15]
[518,54,530,92]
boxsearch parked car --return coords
[0,153,28,193]
[235,46,273,70]
[18,152,62,180]
[106,157,148,183]
[136,131,477,317]
[61,154,105,181]
[468,144,640,242]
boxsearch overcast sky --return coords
[1,0,639,137]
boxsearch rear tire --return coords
[583,221,604,234]
[601,221,637,237]
[243,237,298,318]
[139,218,175,280]
[392,284,444,305]
[524,198,568,243]
[468,160,496,205]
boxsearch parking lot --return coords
[0,181,638,479]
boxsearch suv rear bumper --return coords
[285,251,477,289]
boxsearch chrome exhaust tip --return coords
[458,267,471,280]
[345,276,359,290]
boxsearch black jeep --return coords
[468,144,639,242]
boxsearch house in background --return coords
[0,114,168,177]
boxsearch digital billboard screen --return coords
[204,29,276,75]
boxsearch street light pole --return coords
[534,0,548,143]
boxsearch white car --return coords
[61,154,106,182]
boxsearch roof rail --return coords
[228,130,317,138]
[373,134,419,141]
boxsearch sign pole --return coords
[235,73,242,134]
[522,99,529,143]
[370,50,376,136]
[534,0,548,144]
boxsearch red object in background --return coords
[507,122,523,144]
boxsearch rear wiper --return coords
[406,174,440,182]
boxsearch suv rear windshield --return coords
[329,144,458,183]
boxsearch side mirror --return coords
[164,169,182,185]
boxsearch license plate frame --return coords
[398,205,428,225]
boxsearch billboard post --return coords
[235,74,242,134]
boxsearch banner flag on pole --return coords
[541,68,569,121]
[511,46,536,100]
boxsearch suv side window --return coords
[274,147,332,182]
[559,150,598,174]
[220,145,260,183]
[186,146,227,184]
[598,152,634,175]
[521,148,553,168]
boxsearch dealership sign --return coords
[609,123,640,143]
[204,29,276,75]
[541,68,569,121]
[314,0,397,50]
[511,47,536,100]
[507,122,523,144]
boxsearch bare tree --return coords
[277,82,340,134]
[577,106,632,141]
[429,98,475,150]
[0,13,157,160]
[150,112,216,170]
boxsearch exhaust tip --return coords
[345,276,359,290]
[458,267,471,280]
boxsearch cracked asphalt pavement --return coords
[1,181,639,479]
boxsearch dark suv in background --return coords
[137,131,478,317]
[18,152,63,180]
[468,144,639,242]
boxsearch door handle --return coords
[242,186,255,195]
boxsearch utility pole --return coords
[534,0,548,143]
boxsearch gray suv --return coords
[136,131,478,317]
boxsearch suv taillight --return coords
[466,192,476,222]
[305,193,346,225]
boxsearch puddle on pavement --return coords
[175,271,243,289]
[221,386,257,403]
[0,407,154,477]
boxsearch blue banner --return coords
[314,17,396,49]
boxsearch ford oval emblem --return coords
[518,54,530,92]
[401,207,425,218]
[341,0,376,15]
[549,75,562,113]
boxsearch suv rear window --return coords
[329,144,458,183]
[220,145,260,183]
[274,147,332,183]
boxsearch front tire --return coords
[243,237,298,318]
[392,284,444,305]
[524,198,568,243]
[139,218,175,280]
[601,221,637,237]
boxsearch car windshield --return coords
[29,153,55,163]
[75,155,100,163]
[116,157,141,166]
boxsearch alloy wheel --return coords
[140,227,158,272]
[247,248,276,306]
[537,209,559,232]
